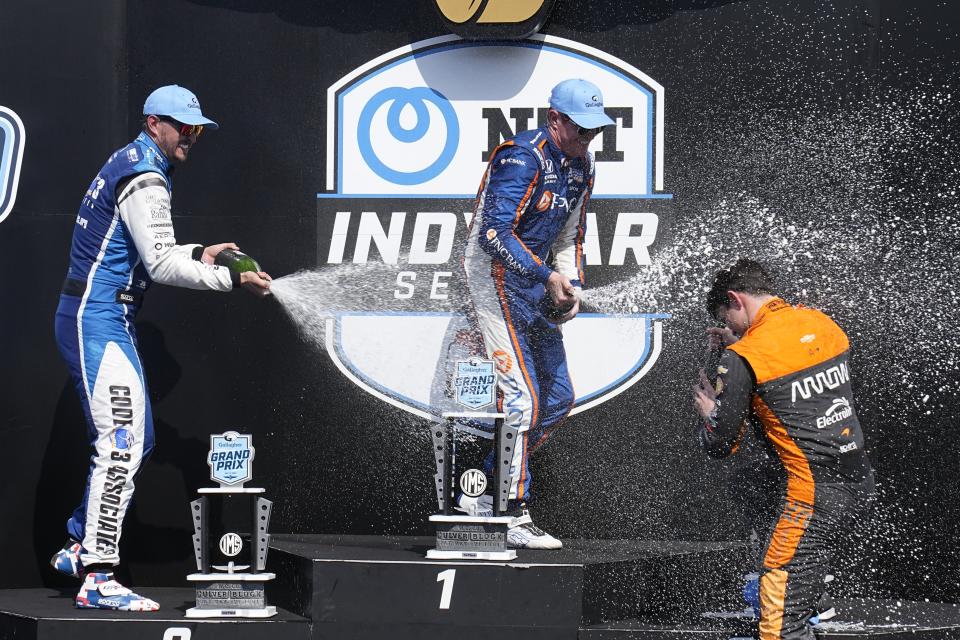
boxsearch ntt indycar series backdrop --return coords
[1,0,959,601]
[317,34,668,419]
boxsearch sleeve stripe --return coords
[513,170,539,224]
[117,176,167,205]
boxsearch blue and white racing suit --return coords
[55,132,235,567]
[463,127,593,502]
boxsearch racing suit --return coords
[55,131,236,568]
[463,126,592,502]
[699,298,875,640]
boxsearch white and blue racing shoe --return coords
[50,540,83,578]
[455,493,494,517]
[75,573,159,611]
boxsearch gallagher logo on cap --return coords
[0,106,26,226]
[433,0,557,39]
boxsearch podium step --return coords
[580,598,960,639]
[268,534,751,639]
[0,587,310,640]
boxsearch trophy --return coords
[427,358,517,560]
[186,431,277,618]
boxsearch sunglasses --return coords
[156,115,204,138]
[560,113,605,137]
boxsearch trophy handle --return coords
[254,497,273,572]
[494,417,518,516]
[190,497,208,573]
[430,421,451,513]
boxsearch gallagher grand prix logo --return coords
[317,34,671,423]
[0,106,26,225]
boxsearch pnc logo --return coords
[536,190,553,211]
[433,0,557,39]
[492,350,512,374]
[0,106,26,225]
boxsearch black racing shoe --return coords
[811,574,837,625]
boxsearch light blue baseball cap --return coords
[143,84,219,130]
[548,78,616,129]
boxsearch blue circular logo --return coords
[357,87,460,186]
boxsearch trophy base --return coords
[186,572,277,618]
[185,605,278,619]
[428,514,516,560]
[425,549,517,560]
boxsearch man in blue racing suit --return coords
[49,85,272,611]
[460,79,615,549]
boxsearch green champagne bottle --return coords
[214,248,262,275]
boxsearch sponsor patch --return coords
[492,349,513,373]
[97,582,127,597]
[816,397,853,429]
[536,190,552,211]
[791,362,849,402]
[113,428,134,450]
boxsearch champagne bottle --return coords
[214,248,262,275]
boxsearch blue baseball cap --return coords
[143,85,219,130]
[549,79,616,129]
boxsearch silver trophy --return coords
[427,358,517,561]
[186,431,277,618]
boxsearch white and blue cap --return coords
[143,84,219,130]
[548,78,616,129]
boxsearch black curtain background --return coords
[1,0,957,603]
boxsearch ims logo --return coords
[316,34,671,421]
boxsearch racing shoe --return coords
[455,493,494,517]
[507,509,562,550]
[810,575,837,625]
[75,573,160,611]
[810,593,836,625]
[50,539,83,578]
[742,572,760,618]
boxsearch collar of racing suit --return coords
[747,297,790,335]
[541,125,573,168]
[133,131,172,179]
